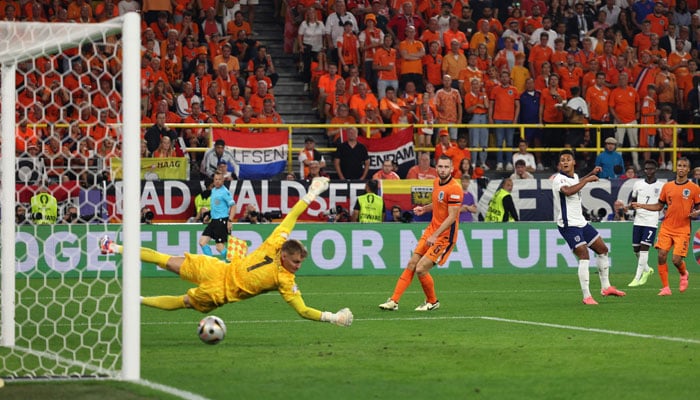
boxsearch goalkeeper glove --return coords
[321,308,354,327]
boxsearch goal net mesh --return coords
[0,19,129,380]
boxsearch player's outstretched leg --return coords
[100,235,172,270]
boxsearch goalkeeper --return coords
[101,177,353,327]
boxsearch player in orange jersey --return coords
[379,155,463,311]
[631,157,700,296]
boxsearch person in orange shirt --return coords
[489,69,520,171]
[528,32,553,78]
[257,98,284,133]
[631,50,658,100]
[422,41,444,89]
[398,25,426,93]
[639,84,658,160]
[434,128,456,161]
[458,52,484,95]
[557,53,584,98]
[655,58,679,112]
[337,21,360,76]
[379,155,463,312]
[444,16,469,53]
[631,157,700,296]
[372,159,401,180]
[373,34,398,99]
[360,104,386,139]
[633,20,653,57]
[444,136,472,177]
[469,19,496,58]
[415,98,437,148]
[645,2,668,37]
[586,71,612,139]
[435,75,462,140]
[539,73,567,153]
[406,151,438,180]
[317,63,341,120]
[550,37,568,69]
[441,39,468,89]
[226,10,252,39]
[609,71,641,170]
[325,78,350,121]
[327,103,356,144]
[349,82,379,121]
[464,78,490,169]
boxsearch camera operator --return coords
[388,205,413,223]
[607,200,631,222]
[58,204,80,224]
[189,178,213,223]
[141,206,155,224]
[239,204,270,224]
[325,205,350,223]
[16,204,30,225]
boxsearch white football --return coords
[198,315,227,345]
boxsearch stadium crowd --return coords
[6,0,700,225]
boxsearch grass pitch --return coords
[3,273,700,400]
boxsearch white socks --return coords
[597,253,611,289]
[578,259,591,298]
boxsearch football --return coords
[198,315,227,345]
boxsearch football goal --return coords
[1,13,141,381]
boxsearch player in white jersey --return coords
[628,159,664,287]
[551,150,626,305]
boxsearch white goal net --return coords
[1,14,141,381]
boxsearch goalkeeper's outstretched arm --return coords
[287,297,353,327]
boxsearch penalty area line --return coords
[137,379,212,400]
[479,316,700,345]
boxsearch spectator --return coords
[460,175,477,222]
[444,135,471,177]
[324,1,358,66]
[349,82,379,122]
[16,204,30,225]
[327,103,356,144]
[305,160,330,180]
[200,139,237,179]
[373,34,399,99]
[317,63,341,120]
[337,21,360,77]
[298,136,326,178]
[360,103,386,139]
[422,40,444,91]
[470,19,496,58]
[595,137,625,179]
[406,151,438,180]
[512,138,537,173]
[372,159,401,180]
[334,127,369,180]
[510,159,535,179]
[435,74,462,140]
[657,105,678,170]
[490,69,520,172]
[386,2,425,42]
[609,71,641,171]
[175,81,201,118]
[352,179,385,222]
[607,199,632,221]
[484,178,519,222]
[464,78,489,169]
[442,39,468,88]
[152,135,182,158]
[358,13,384,93]
[398,25,425,93]
[562,86,590,147]
[144,111,178,154]
[298,8,326,93]
[389,205,405,222]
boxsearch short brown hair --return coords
[282,239,308,258]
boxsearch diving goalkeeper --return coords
[101,177,353,327]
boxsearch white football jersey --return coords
[552,172,588,228]
[631,178,664,227]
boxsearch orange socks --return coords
[418,273,437,304]
[390,268,415,302]
[658,263,669,287]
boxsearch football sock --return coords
[418,273,437,304]
[279,200,307,233]
[219,247,227,259]
[390,268,415,302]
[639,250,650,273]
[578,259,591,298]
[201,245,213,256]
[141,295,186,310]
[677,260,687,276]
[140,247,171,269]
[658,263,669,287]
[597,253,611,289]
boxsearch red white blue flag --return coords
[213,129,288,179]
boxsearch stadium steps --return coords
[253,0,334,176]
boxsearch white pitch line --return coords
[138,379,212,400]
[478,316,700,344]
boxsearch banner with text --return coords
[358,128,416,178]
[111,157,188,180]
[14,222,700,278]
[212,129,288,179]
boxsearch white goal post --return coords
[1,13,141,381]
